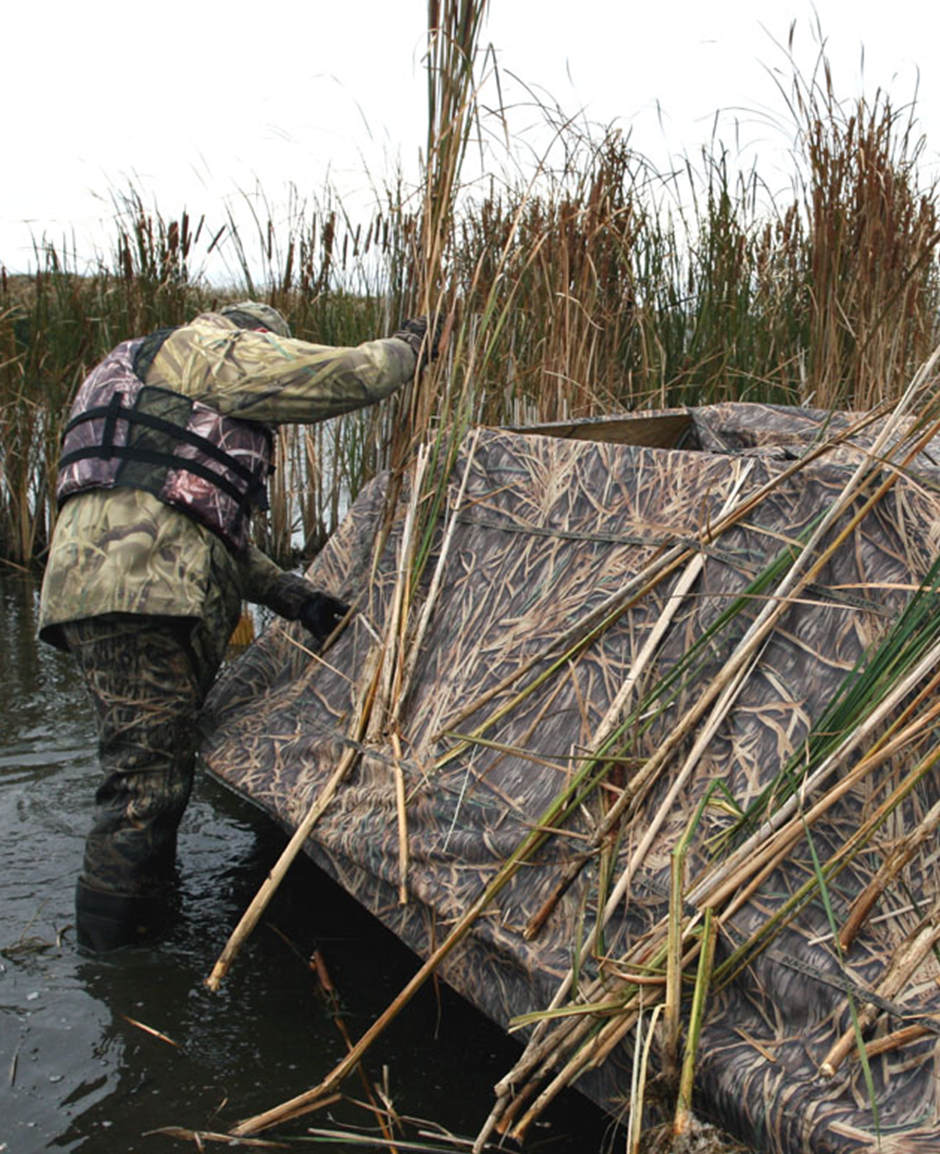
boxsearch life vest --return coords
[56,335,273,554]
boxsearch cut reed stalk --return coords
[628,1005,663,1154]
[664,792,711,1083]
[674,909,718,1136]
[205,744,361,993]
[590,461,755,756]
[391,730,409,905]
[863,1023,940,1061]
[393,428,481,722]
[820,898,940,1077]
[369,445,430,741]
[205,630,386,992]
[839,796,940,951]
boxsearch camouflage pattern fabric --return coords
[220,301,292,338]
[62,613,219,898]
[202,406,940,1154]
[39,490,280,668]
[145,312,416,424]
[56,338,275,554]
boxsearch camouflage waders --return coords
[63,613,221,946]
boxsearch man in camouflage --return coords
[39,301,434,951]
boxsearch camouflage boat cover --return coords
[202,402,940,1153]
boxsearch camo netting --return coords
[202,402,940,1153]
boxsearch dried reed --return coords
[5,28,940,568]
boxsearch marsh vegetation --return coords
[4,9,940,1149]
[2,14,938,568]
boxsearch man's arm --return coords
[148,320,419,424]
[239,545,348,645]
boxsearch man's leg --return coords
[62,613,213,951]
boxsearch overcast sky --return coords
[5,0,939,277]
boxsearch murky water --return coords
[0,573,615,1154]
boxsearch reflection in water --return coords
[0,572,612,1153]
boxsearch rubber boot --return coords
[75,879,168,953]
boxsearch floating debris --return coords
[122,1015,179,1048]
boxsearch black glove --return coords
[298,590,350,644]
[392,315,441,368]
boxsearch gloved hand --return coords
[392,315,442,368]
[298,590,350,644]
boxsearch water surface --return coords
[0,572,614,1153]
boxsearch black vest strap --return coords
[58,443,260,520]
[101,393,122,459]
[61,401,270,509]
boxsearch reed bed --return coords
[3,28,940,567]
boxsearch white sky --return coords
[5,0,939,278]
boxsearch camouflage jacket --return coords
[39,312,417,661]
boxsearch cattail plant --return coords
[4,40,940,567]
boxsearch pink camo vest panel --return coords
[56,338,272,554]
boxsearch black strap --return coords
[58,443,263,517]
[100,393,122,460]
[62,402,269,508]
